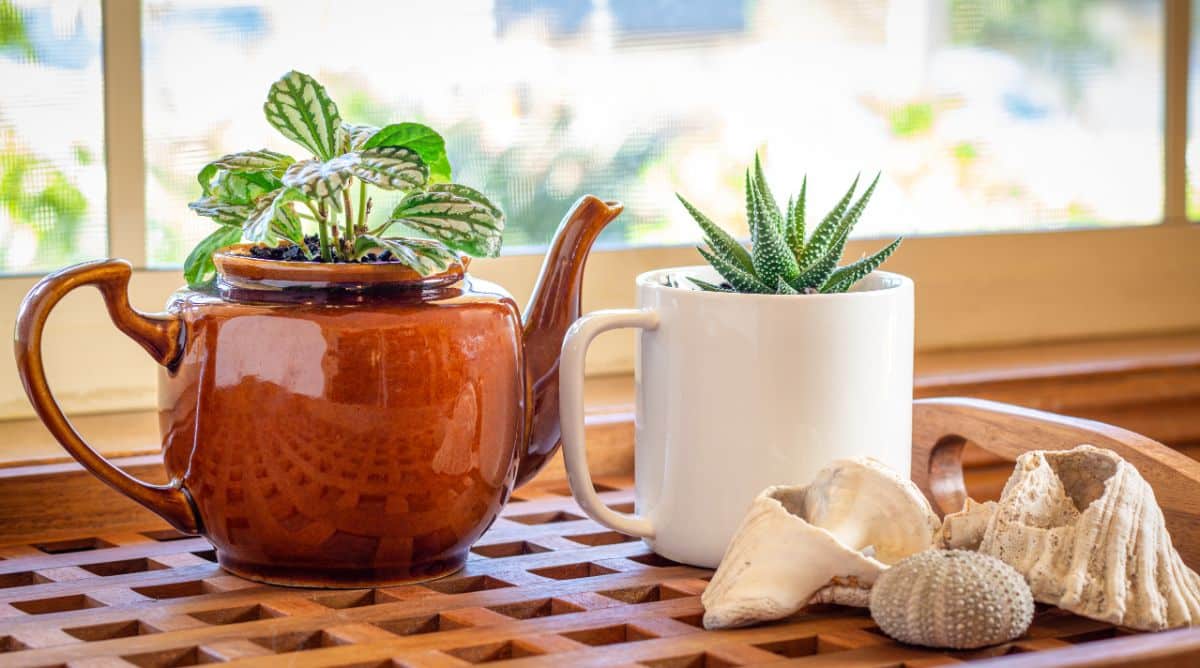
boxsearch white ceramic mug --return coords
[559,266,914,567]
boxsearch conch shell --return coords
[940,445,1200,631]
[701,458,940,629]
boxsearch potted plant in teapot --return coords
[15,70,624,587]
[558,156,914,568]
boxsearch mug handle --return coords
[559,308,658,538]
[14,259,201,534]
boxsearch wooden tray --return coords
[2,398,1200,667]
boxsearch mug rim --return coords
[636,265,912,301]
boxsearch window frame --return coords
[0,0,1196,422]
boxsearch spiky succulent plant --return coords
[677,156,901,294]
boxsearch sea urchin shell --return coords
[869,550,1034,650]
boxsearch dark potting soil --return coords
[247,235,399,263]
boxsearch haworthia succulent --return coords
[352,146,428,190]
[822,237,902,293]
[387,183,505,257]
[698,246,771,293]
[263,70,342,160]
[676,193,752,272]
[209,149,295,175]
[747,172,800,285]
[677,156,900,295]
[799,174,859,269]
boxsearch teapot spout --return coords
[516,195,623,488]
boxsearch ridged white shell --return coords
[870,550,1034,649]
[701,458,940,630]
[943,445,1200,631]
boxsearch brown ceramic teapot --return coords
[15,196,622,587]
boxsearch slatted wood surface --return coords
[0,476,1154,667]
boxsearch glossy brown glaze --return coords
[15,195,622,587]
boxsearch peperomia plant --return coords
[677,155,900,294]
[184,70,504,288]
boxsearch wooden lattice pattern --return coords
[0,477,1137,667]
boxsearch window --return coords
[0,0,105,274]
[0,0,1197,422]
[142,0,1162,267]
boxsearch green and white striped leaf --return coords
[209,149,295,175]
[184,225,243,288]
[676,193,752,272]
[243,187,304,242]
[786,176,807,256]
[363,122,452,183]
[188,196,253,227]
[339,123,379,152]
[747,171,799,285]
[698,245,771,293]
[352,235,459,275]
[388,183,505,257]
[352,146,428,190]
[799,174,859,269]
[281,154,358,200]
[202,169,281,205]
[822,237,902,293]
[263,70,342,160]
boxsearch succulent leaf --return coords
[753,154,783,231]
[363,122,453,184]
[387,183,505,257]
[676,194,752,272]
[698,245,771,293]
[263,70,342,160]
[747,172,800,285]
[775,277,799,295]
[688,277,733,292]
[352,146,429,190]
[794,241,841,289]
[786,175,807,256]
[209,149,295,175]
[822,237,903,293]
[183,225,243,288]
[281,154,358,200]
[832,172,880,242]
[799,174,859,269]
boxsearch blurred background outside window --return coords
[0,0,1178,275]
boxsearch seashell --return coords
[701,458,940,630]
[870,549,1034,649]
[944,444,1200,631]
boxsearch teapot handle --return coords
[559,309,657,538]
[14,259,201,534]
